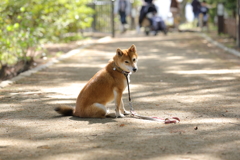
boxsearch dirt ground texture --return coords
[0,32,240,160]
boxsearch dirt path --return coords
[0,32,240,160]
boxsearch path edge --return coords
[200,33,240,57]
[0,36,112,89]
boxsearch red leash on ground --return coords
[124,73,180,124]
[129,103,180,124]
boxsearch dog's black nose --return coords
[133,68,138,72]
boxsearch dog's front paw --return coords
[124,110,130,115]
[116,112,125,118]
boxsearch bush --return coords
[0,0,94,68]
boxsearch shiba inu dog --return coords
[55,44,138,118]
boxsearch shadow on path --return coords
[0,32,240,160]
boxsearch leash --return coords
[123,72,180,124]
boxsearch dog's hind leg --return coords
[114,89,125,118]
[74,103,107,118]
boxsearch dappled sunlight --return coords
[53,63,105,69]
[76,48,115,58]
[130,84,146,91]
[175,95,222,104]
[0,104,22,112]
[167,69,240,75]
[212,76,237,81]
[181,118,239,124]
[166,56,184,60]
[139,54,163,59]
[134,96,160,103]
[160,154,221,160]
[149,48,161,53]
[1,32,240,160]
[96,36,112,43]
[47,99,75,105]
[41,83,85,97]
[172,58,214,64]
[160,41,178,47]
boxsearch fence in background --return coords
[88,0,115,37]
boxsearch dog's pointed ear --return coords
[129,44,136,52]
[116,48,123,57]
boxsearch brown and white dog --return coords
[55,44,138,118]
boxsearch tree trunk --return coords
[179,0,188,23]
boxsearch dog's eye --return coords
[125,61,129,63]
[133,58,136,62]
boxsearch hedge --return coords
[0,0,94,67]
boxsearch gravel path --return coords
[0,32,240,160]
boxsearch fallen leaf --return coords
[119,124,125,127]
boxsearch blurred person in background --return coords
[199,0,209,30]
[191,0,201,26]
[138,0,157,35]
[114,0,131,33]
[139,0,157,27]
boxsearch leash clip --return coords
[129,102,136,117]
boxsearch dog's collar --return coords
[113,63,130,75]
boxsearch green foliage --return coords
[132,0,142,8]
[205,0,236,17]
[206,0,236,12]
[0,0,94,67]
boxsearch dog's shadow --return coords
[51,115,117,124]
[70,116,118,124]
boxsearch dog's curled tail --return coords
[54,105,74,116]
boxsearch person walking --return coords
[191,0,201,27]
[114,0,131,33]
[199,0,209,30]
